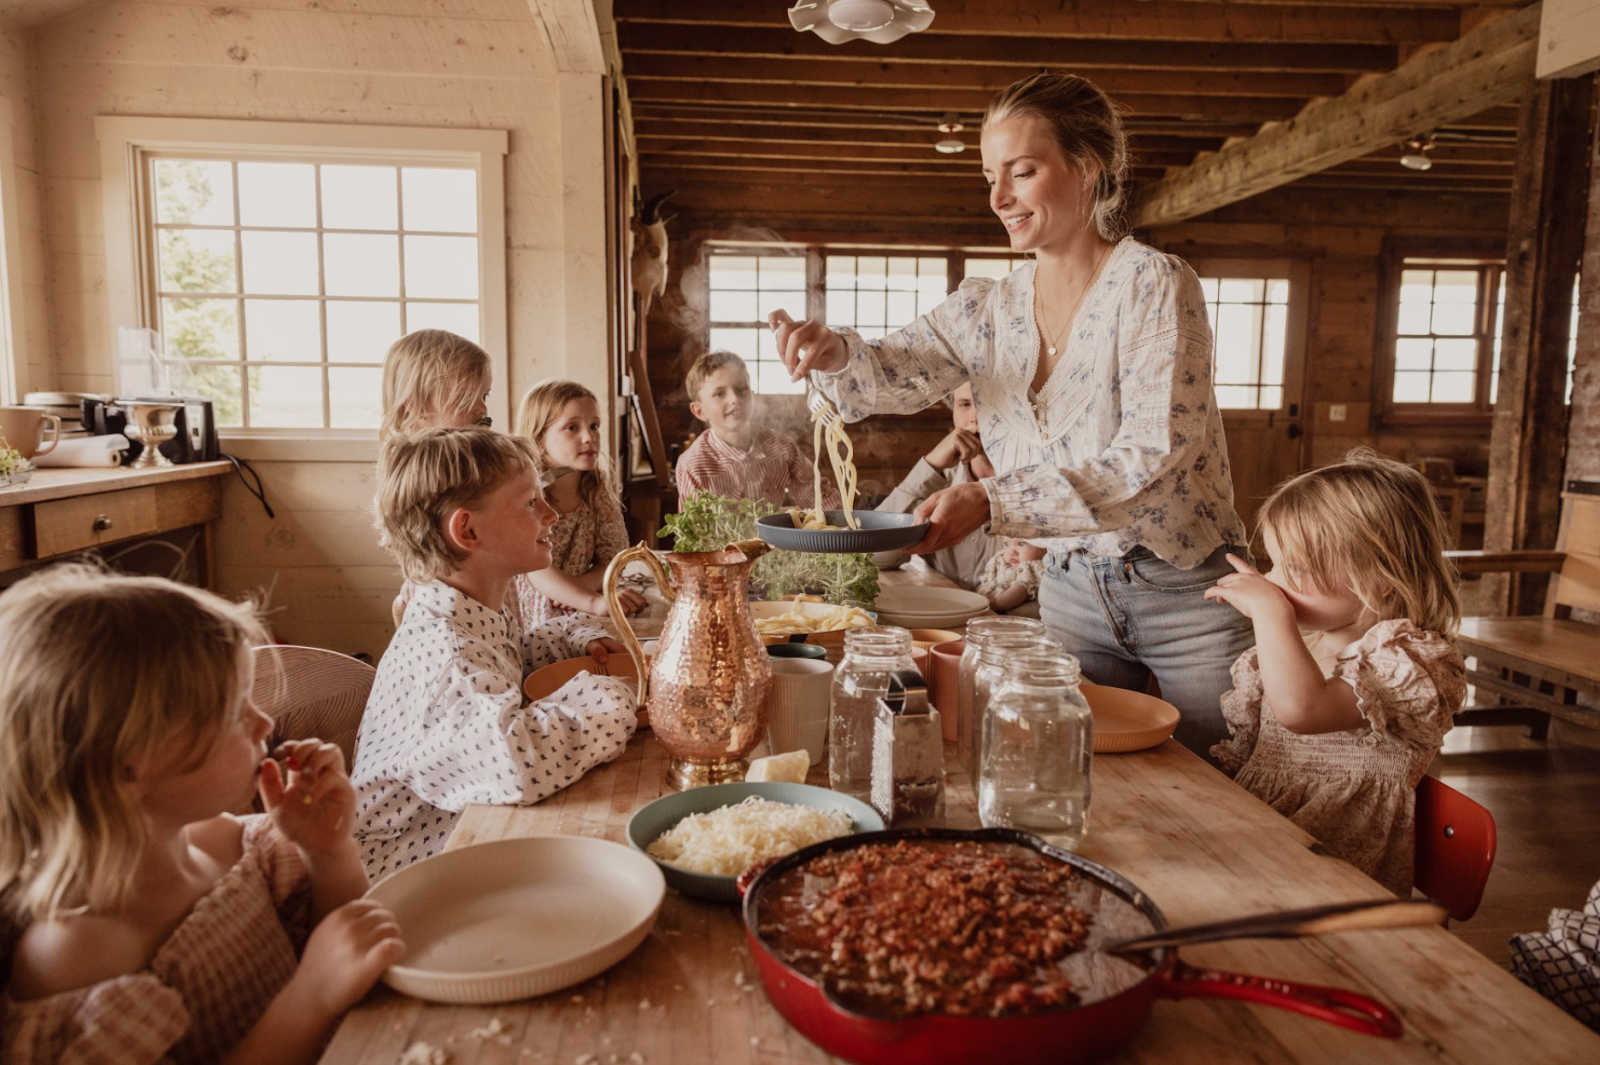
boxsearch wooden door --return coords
[1187,256,1311,545]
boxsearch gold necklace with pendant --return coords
[1035,243,1113,358]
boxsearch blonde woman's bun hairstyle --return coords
[983,71,1131,243]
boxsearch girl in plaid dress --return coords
[0,568,404,1065]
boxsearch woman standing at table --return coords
[770,71,1253,757]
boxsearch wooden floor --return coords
[1429,720,1600,967]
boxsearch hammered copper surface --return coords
[606,540,773,789]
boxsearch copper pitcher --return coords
[605,539,774,791]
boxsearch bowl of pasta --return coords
[749,598,877,662]
[756,509,929,554]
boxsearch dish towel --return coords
[1510,879,1600,1031]
[31,434,129,468]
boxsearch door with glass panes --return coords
[1187,257,1310,545]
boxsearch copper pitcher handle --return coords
[728,538,772,563]
[604,543,673,708]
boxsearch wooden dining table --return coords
[321,566,1599,1065]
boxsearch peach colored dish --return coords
[1082,682,1181,753]
[525,654,648,726]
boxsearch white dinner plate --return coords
[872,586,991,629]
[368,835,665,1004]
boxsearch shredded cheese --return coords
[753,603,874,636]
[645,796,853,876]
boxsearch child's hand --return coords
[586,588,648,617]
[260,739,356,857]
[295,898,406,1015]
[1203,554,1295,624]
[926,427,985,471]
[586,637,627,666]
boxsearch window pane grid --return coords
[1391,260,1492,407]
[707,249,809,395]
[148,156,481,429]
[824,254,947,343]
[1199,276,1289,410]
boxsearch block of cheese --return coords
[745,750,810,784]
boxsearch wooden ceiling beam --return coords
[627,79,1307,121]
[644,158,1173,181]
[621,53,1348,99]
[631,108,1264,139]
[611,0,1461,45]
[1131,6,1538,227]
[632,119,1229,153]
[636,139,1198,168]
[615,23,1398,73]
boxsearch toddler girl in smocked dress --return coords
[1204,449,1466,895]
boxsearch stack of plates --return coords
[21,392,98,437]
[872,586,991,630]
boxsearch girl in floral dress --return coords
[0,567,403,1064]
[516,379,646,623]
[1204,449,1466,894]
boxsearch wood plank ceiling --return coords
[613,0,1528,239]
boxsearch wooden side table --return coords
[0,462,231,589]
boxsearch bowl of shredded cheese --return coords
[626,782,884,903]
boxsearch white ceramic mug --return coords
[0,406,61,459]
[766,657,833,765]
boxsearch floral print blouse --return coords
[529,489,631,625]
[812,237,1246,569]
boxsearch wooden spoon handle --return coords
[1103,898,1447,956]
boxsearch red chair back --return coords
[1414,775,1497,922]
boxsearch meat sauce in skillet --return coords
[755,839,1157,1019]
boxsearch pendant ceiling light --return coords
[788,0,936,46]
[1399,134,1436,171]
[934,113,966,154]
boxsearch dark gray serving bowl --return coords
[756,510,929,554]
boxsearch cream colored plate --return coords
[369,836,665,1004]
[872,586,991,629]
[1082,682,1181,753]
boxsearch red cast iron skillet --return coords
[738,827,1403,1065]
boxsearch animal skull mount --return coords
[630,190,676,314]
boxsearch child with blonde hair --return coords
[379,328,493,440]
[0,567,403,1065]
[1205,449,1466,895]
[356,428,637,878]
[515,380,647,622]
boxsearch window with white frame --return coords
[97,118,507,439]
[823,254,948,342]
[1197,275,1291,410]
[706,249,807,395]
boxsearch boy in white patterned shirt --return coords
[353,428,637,879]
[675,350,841,509]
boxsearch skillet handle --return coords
[1157,960,1401,1039]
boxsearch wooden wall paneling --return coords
[1485,74,1596,613]
[1565,74,1600,487]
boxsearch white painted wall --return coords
[29,0,614,658]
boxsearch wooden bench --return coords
[1452,489,1600,735]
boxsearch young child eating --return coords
[354,428,638,878]
[674,350,841,510]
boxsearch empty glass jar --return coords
[829,626,916,801]
[978,650,1093,850]
[957,616,1046,777]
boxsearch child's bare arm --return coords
[523,566,614,615]
[1204,555,1364,734]
[989,581,1031,612]
[259,740,367,922]
[220,899,405,1065]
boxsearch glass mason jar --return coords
[978,651,1094,850]
[965,631,1061,783]
[829,626,915,801]
[957,617,1046,776]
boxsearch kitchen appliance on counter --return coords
[23,391,104,437]
[82,395,219,465]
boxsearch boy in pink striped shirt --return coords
[675,351,841,509]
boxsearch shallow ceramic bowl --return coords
[1083,682,1182,753]
[626,782,884,903]
[524,654,649,726]
[369,836,664,1003]
[756,510,928,554]
[872,586,991,629]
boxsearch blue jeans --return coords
[1040,544,1256,762]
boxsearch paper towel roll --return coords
[32,434,129,468]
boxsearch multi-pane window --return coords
[1197,276,1290,410]
[823,255,948,341]
[707,251,807,395]
[148,157,481,429]
[1391,260,1502,407]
